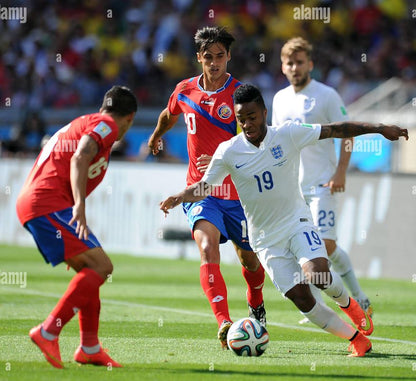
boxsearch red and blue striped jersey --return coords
[168,74,240,200]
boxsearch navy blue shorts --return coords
[182,196,252,251]
[24,207,101,266]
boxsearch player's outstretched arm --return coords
[148,108,180,155]
[160,181,212,216]
[69,135,99,240]
[319,122,409,141]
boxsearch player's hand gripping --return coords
[380,125,409,141]
[69,203,89,240]
[196,154,212,173]
[160,195,183,216]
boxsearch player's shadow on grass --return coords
[366,352,416,361]
[190,369,416,380]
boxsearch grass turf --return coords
[0,244,415,380]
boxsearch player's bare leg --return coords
[234,244,266,326]
[325,239,372,315]
[194,220,232,348]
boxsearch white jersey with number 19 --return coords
[202,121,321,252]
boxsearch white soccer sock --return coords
[302,302,356,339]
[330,246,366,299]
[322,271,349,307]
[82,344,101,354]
[309,283,325,304]
[40,326,57,341]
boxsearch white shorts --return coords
[304,188,337,241]
[256,224,328,296]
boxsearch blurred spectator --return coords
[0,0,414,157]
[2,110,46,156]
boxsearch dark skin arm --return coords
[319,122,409,141]
[160,181,212,215]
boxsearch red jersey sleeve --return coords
[87,115,119,151]
[167,80,188,116]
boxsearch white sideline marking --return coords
[3,287,416,346]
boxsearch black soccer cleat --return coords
[248,301,267,327]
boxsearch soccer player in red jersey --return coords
[148,27,266,348]
[16,86,137,368]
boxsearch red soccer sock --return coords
[43,268,104,336]
[79,290,101,347]
[242,265,265,308]
[200,263,231,326]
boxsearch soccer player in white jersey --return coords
[272,37,372,318]
[160,84,409,357]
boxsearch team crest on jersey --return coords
[270,144,284,159]
[304,97,315,113]
[191,205,203,216]
[217,103,232,119]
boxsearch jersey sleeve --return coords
[287,121,321,151]
[326,88,349,122]
[167,82,184,116]
[88,119,118,151]
[202,142,230,186]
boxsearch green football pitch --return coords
[0,244,415,381]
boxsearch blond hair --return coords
[281,37,312,60]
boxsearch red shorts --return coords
[24,207,101,266]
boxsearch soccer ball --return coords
[227,318,269,356]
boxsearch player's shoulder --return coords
[79,113,118,137]
[230,76,242,89]
[217,133,243,152]
[311,79,340,96]
[173,76,199,93]
[273,84,292,99]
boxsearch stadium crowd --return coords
[0,0,414,156]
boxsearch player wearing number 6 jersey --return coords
[160,84,409,357]
[16,86,137,368]
[148,27,266,348]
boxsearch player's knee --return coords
[239,252,260,271]
[304,269,331,289]
[198,237,220,263]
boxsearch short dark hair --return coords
[101,86,138,116]
[194,26,235,53]
[233,84,266,109]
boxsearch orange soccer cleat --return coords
[74,345,122,367]
[340,297,374,336]
[348,332,372,357]
[29,324,64,369]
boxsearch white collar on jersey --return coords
[197,73,232,94]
